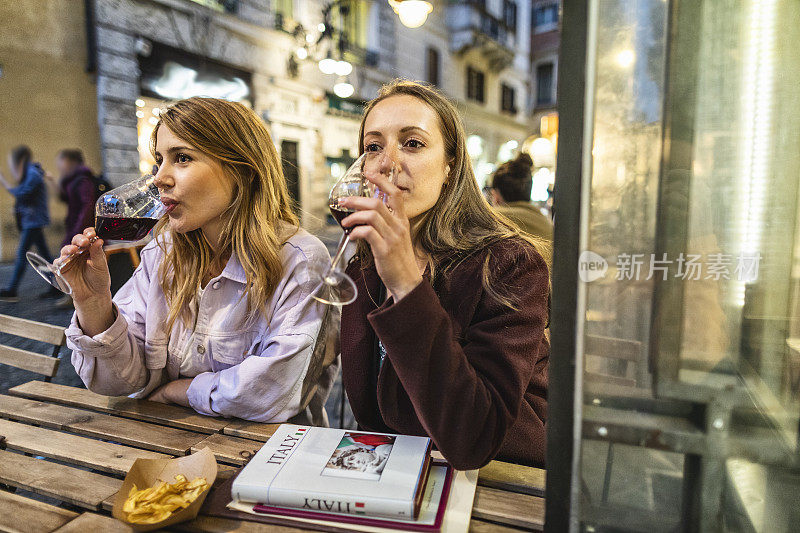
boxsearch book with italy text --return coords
[231,424,433,520]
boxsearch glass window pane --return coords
[570,0,800,530]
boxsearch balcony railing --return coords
[187,0,238,14]
[447,2,515,71]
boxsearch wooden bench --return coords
[0,314,66,382]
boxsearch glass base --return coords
[310,269,358,306]
[26,252,72,295]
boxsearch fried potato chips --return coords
[123,474,209,524]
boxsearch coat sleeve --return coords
[185,241,334,422]
[368,243,549,470]
[66,245,157,396]
[9,168,43,201]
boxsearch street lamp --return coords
[388,0,433,29]
[333,79,355,98]
[287,0,433,98]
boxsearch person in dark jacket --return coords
[56,149,96,248]
[49,149,97,307]
[0,145,54,301]
[337,80,551,469]
[489,153,554,241]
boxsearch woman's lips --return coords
[162,199,179,214]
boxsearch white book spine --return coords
[231,425,308,503]
[266,486,414,519]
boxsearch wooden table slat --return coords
[0,449,122,510]
[470,518,536,532]
[175,515,321,533]
[471,486,545,531]
[0,418,169,476]
[478,460,546,497]
[52,512,135,533]
[222,420,281,442]
[8,380,227,434]
[191,433,265,465]
[0,489,78,533]
[0,394,207,455]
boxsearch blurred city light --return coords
[388,0,433,29]
[467,135,484,158]
[497,140,519,163]
[333,81,354,98]
[615,49,635,68]
[334,60,353,76]
[319,57,337,75]
[151,62,249,101]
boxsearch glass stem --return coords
[54,236,98,275]
[324,232,351,281]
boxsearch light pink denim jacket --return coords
[67,228,339,425]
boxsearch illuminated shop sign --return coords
[139,42,253,103]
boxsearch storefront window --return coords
[550,0,800,530]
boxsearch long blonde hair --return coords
[150,97,298,333]
[356,80,551,307]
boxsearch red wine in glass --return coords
[329,204,360,234]
[95,216,158,242]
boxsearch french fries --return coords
[122,474,209,524]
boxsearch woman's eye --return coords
[176,153,191,164]
[364,143,382,153]
[405,139,425,149]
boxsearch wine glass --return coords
[311,152,394,305]
[26,174,167,295]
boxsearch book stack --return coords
[229,424,461,531]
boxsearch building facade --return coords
[0,0,103,261]
[95,0,541,224]
[1,0,541,259]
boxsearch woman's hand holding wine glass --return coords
[58,227,112,303]
[339,167,423,303]
[60,227,116,336]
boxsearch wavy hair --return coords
[356,80,551,308]
[150,97,298,332]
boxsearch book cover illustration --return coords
[322,432,396,481]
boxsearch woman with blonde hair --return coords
[64,97,337,424]
[339,80,550,469]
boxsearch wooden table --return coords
[0,381,545,532]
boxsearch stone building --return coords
[0,0,541,259]
[0,1,103,260]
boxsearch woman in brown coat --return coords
[337,80,550,470]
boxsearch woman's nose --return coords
[377,147,399,175]
[152,167,172,190]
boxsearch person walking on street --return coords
[0,145,54,301]
[56,149,96,248]
[52,149,97,307]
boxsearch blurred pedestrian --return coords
[0,145,54,301]
[56,149,96,248]
[52,149,97,308]
[488,153,553,241]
